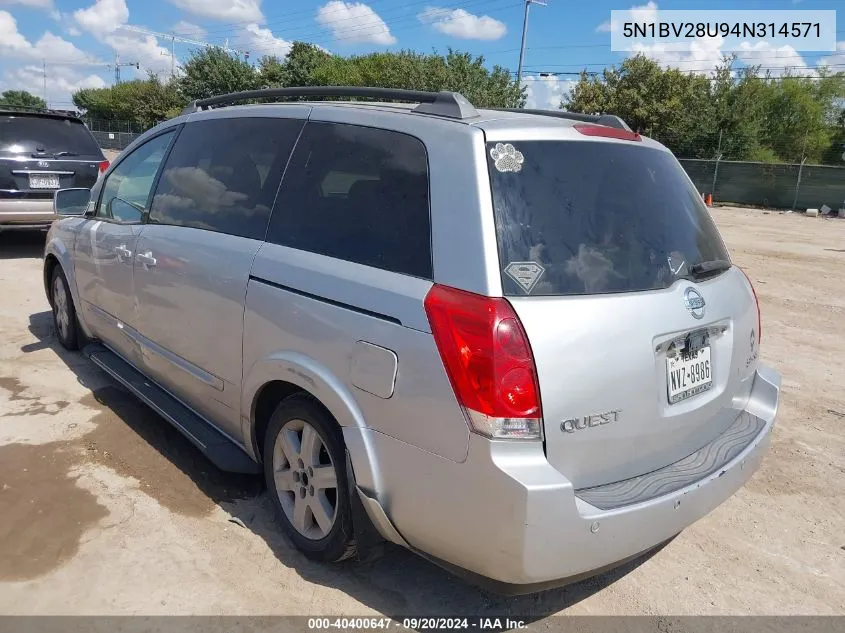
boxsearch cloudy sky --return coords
[0,0,842,111]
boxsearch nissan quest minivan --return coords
[44,87,780,594]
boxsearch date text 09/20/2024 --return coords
[307,618,528,630]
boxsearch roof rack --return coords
[0,104,82,119]
[181,86,480,120]
[488,108,632,132]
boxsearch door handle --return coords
[115,244,132,261]
[136,251,157,268]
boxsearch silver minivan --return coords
[44,87,780,594]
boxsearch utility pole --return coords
[516,0,547,87]
[112,52,141,85]
[42,60,47,107]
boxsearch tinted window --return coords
[487,141,730,296]
[97,130,175,223]
[267,122,431,278]
[149,117,303,240]
[0,115,101,156]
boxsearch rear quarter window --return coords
[487,140,730,296]
[266,121,432,279]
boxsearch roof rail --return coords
[181,86,480,120]
[488,108,632,132]
[0,104,82,119]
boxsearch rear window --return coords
[487,140,730,296]
[0,115,101,156]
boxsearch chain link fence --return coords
[680,158,845,212]
[83,118,147,151]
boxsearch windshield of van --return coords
[486,140,730,296]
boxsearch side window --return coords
[97,130,175,223]
[149,117,304,240]
[266,122,432,279]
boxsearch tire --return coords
[264,394,356,562]
[50,266,79,351]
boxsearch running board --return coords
[83,343,261,474]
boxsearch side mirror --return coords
[54,188,91,217]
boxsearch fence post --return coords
[792,157,807,212]
[710,129,723,201]
[711,153,722,201]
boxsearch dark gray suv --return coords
[0,106,108,231]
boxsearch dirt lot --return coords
[0,207,843,617]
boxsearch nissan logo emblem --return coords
[683,287,706,319]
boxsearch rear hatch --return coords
[484,134,760,489]
[0,112,104,204]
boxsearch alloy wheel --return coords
[53,276,70,340]
[272,418,339,540]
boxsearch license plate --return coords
[666,346,712,404]
[29,174,60,189]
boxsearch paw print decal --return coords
[489,143,524,173]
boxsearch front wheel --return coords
[264,394,356,562]
[50,267,79,351]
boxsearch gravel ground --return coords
[0,207,843,617]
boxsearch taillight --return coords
[573,123,641,142]
[740,268,762,344]
[423,284,542,440]
[98,160,110,173]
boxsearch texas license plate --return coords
[29,174,60,189]
[667,346,712,404]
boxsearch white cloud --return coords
[631,35,725,75]
[0,63,107,109]
[239,23,293,58]
[104,32,172,76]
[73,0,129,37]
[736,42,808,76]
[169,0,262,23]
[73,0,171,78]
[67,25,82,37]
[818,41,845,71]
[316,1,396,45]
[0,11,95,63]
[523,75,575,110]
[597,1,656,34]
[172,20,206,39]
[417,7,506,41]
[0,0,54,9]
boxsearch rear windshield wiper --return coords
[51,151,79,157]
[689,259,731,278]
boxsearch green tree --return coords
[73,76,184,128]
[179,47,259,101]
[0,90,46,108]
[565,55,715,156]
[309,49,522,107]
[757,69,845,163]
[564,53,845,164]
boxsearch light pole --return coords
[516,0,547,87]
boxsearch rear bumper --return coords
[346,365,780,593]
[0,199,56,225]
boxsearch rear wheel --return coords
[50,267,79,351]
[264,395,356,562]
